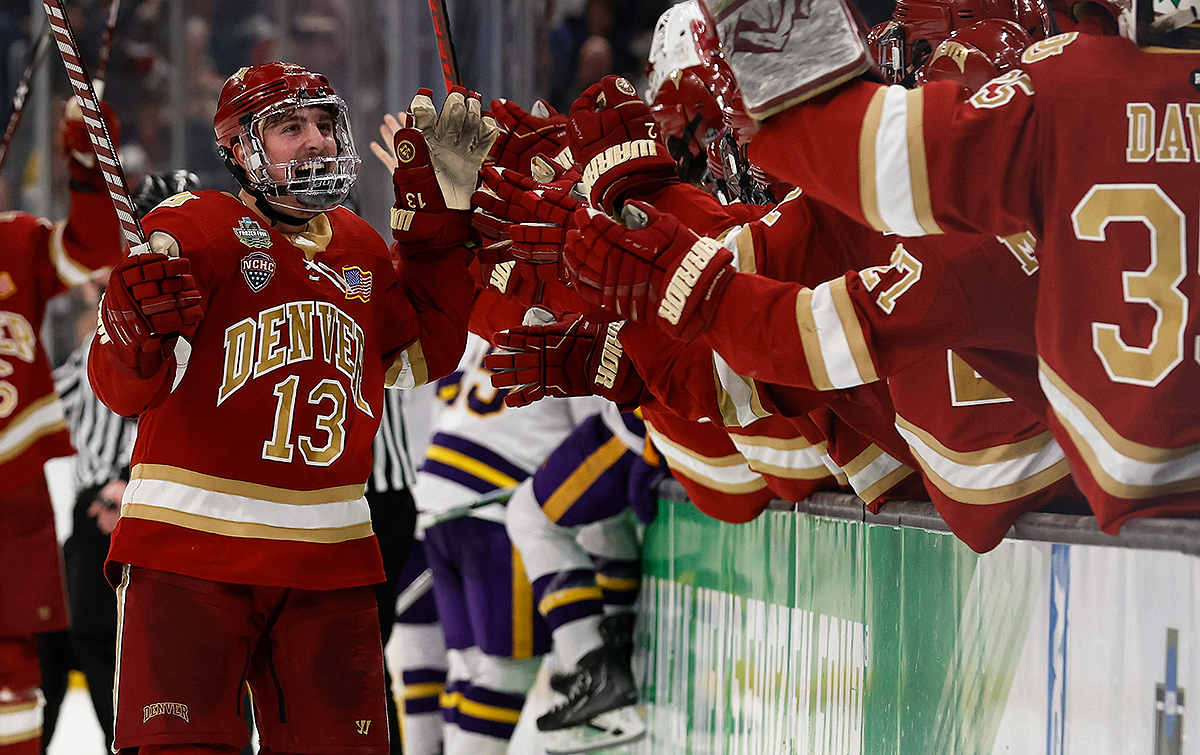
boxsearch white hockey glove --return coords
[409,87,500,210]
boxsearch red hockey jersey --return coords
[91,191,472,589]
[0,187,122,635]
[751,33,1200,532]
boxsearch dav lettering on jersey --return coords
[241,251,276,292]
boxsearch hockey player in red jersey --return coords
[87,63,495,755]
[0,103,123,755]
[702,0,1200,533]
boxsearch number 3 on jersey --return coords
[1073,183,1191,387]
[263,375,347,465]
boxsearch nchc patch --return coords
[342,265,372,302]
[233,217,272,249]
[240,251,276,292]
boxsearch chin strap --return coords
[249,190,315,228]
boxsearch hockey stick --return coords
[93,0,122,97]
[41,0,146,254]
[0,25,52,173]
[426,0,463,90]
[395,567,434,616]
[415,485,515,532]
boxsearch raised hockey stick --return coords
[426,0,463,90]
[93,0,122,96]
[42,0,147,254]
[0,25,52,173]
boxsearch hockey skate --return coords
[537,619,646,754]
[550,612,636,694]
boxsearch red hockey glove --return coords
[472,164,583,264]
[562,201,735,341]
[477,254,548,307]
[99,252,204,378]
[486,313,649,409]
[567,75,679,213]
[62,100,120,190]
[390,125,473,255]
[486,98,573,176]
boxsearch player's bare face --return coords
[260,106,337,177]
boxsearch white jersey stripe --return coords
[896,421,1066,492]
[124,476,371,531]
[873,86,929,238]
[646,423,766,494]
[1040,364,1200,495]
[810,281,869,389]
[713,352,770,428]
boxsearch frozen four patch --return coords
[233,217,272,249]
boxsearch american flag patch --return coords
[343,265,372,302]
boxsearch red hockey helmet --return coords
[914,17,1035,90]
[645,1,739,176]
[214,62,360,212]
[871,0,1056,84]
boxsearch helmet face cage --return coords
[226,91,361,211]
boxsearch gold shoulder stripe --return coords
[734,225,757,274]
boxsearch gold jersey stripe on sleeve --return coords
[841,444,914,503]
[386,339,429,389]
[794,287,835,391]
[132,463,365,505]
[904,88,943,236]
[713,353,771,428]
[859,87,889,235]
[828,277,880,385]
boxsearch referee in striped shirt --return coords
[369,387,420,755]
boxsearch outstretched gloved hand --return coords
[562,200,735,341]
[391,87,499,255]
[62,99,120,190]
[486,98,573,176]
[485,311,649,409]
[567,75,678,213]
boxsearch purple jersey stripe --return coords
[420,460,498,494]
[420,432,532,484]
